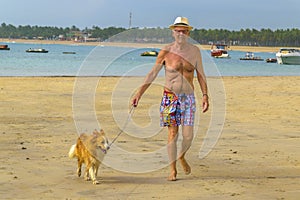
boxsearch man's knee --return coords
[182,126,194,141]
[183,133,193,142]
[168,127,179,140]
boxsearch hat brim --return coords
[169,24,193,30]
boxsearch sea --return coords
[0,42,299,77]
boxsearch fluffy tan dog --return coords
[69,129,109,184]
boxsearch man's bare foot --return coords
[180,158,191,175]
[167,170,177,181]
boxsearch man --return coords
[131,16,209,181]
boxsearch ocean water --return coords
[0,42,299,77]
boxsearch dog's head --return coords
[92,129,109,154]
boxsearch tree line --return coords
[190,28,300,47]
[0,23,299,47]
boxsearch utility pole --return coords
[129,12,132,29]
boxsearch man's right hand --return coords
[131,95,140,107]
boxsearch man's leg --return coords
[167,126,179,181]
[179,125,194,174]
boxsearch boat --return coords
[240,52,263,61]
[210,44,230,58]
[63,51,76,54]
[276,48,300,65]
[265,58,277,63]
[26,48,48,53]
[0,44,10,50]
[140,50,158,57]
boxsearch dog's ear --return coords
[99,129,105,135]
[91,130,99,138]
[93,129,98,135]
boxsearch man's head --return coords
[169,16,192,41]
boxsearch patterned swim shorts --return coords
[160,90,196,127]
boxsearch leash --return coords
[107,106,135,150]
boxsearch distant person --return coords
[131,16,209,181]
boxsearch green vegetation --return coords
[191,28,300,47]
[0,23,299,47]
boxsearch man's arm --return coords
[194,47,209,113]
[132,51,165,107]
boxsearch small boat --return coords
[0,44,10,50]
[140,50,158,57]
[240,52,263,61]
[266,58,277,63]
[63,51,76,54]
[26,48,48,53]
[211,44,230,58]
[276,48,300,65]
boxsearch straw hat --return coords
[169,17,193,30]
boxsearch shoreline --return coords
[0,75,299,78]
[0,38,292,52]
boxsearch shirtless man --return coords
[131,17,209,181]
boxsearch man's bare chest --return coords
[164,56,194,72]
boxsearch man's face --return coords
[173,27,190,43]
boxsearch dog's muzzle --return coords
[98,146,108,154]
[102,149,107,154]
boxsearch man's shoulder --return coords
[189,43,200,50]
[162,43,174,51]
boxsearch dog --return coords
[69,129,109,184]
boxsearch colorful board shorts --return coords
[160,90,196,127]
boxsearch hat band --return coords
[173,23,189,26]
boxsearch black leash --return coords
[107,106,135,150]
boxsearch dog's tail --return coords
[68,144,76,158]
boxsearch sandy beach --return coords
[0,76,299,199]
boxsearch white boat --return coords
[240,52,263,61]
[211,44,230,58]
[26,48,48,53]
[276,48,300,65]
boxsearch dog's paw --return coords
[93,180,100,185]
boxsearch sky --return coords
[1,0,300,30]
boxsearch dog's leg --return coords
[95,167,99,177]
[84,163,91,181]
[89,167,99,184]
[95,162,99,177]
[77,159,82,177]
[84,168,91,181]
